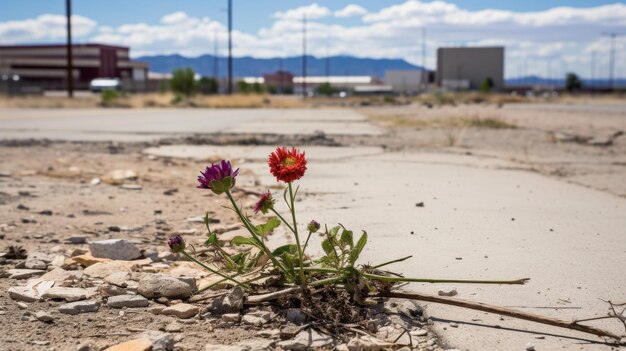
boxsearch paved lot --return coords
[0,108,383,141]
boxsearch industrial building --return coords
[0,44,148,93]
[436,47,504,91]
[384,70,435,94]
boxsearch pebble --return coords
[35,311,54,323]
[137,274,194,299]
[241,310,273,326]
[120,184,143,190]
[205,286,244,314]
[526,342,535,351]
[449,322,459,328]
[222,313,241,323]
[347,335,394,350]
[84,261,131,278]
[25,252,52,270]
[8,269,46,279]
[437,288,458,297]
[205,345,246,351]
[103,337,152,351]
[66,236,87,244]
[90,178,101,185]
[107,294,150,308]
[58,300,99,315]
[104,271,133,287]
[8,280,55,302]
[161,303,199,319]
[89,239,142,260]
[42,287,97,302]
[164,321,183,332]
[285,308,307,324]
[277,328,334,350]
[410,329,428,337]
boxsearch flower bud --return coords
[168,235,186,253]
[307,220,320,233]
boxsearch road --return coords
[0,108,383,141]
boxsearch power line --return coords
[601,32,626,90]
[65,0,73,98]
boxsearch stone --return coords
[90,178,101,185]
[277,328,334,351]
[35,311,54,323]
[222,313,241,323]
[84,261,131,278]
[8,280,55,302]
[206,286,244,314]
[161,303,199,319]
[139,330,176,351]
[72,253,111,267]
[347,335,394,351]
[164,321,182,332]
[103,338,152,351]
[28,271,65,285]
[58,300,99,315]
[410,329,428,337]
[42,287,97,302]
[235,338,275,350]
[66,236,87,244]
[526,342,535,351]
[205,345,246,351]
[438,288,457,297]
[8,269,46,279]
[104,271,133,287]
[241,310,273,326]
[107,294,150,308]
[108,169,137,182]
[90,239,142,260]
[121,184,143,190]
[25,252,53,270]
[137,274,194,299]
[285,308,307,324]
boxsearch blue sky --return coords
[1,1,625,78]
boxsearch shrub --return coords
[316,83,338,96]
[198,77,219,95]
[170,68,198,98]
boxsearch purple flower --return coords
[254,190,275,214]
[307,220,320,233]
[168,235,186,253]
[197,160,239,194]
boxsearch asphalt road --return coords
[0,108,382,141]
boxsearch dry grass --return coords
[0,93,308,109]
[372,114,517,130]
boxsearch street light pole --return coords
[65,0,74,98]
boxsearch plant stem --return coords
[270,208,296,234]
[225,190,293,280]
[288,183,306,286]
[182,251,244,287]
[363,272,530,285]
[371,255,413,269]
[302,230,313,254]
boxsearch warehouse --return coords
[436,47,504,91]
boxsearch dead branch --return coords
[245,286,302,305]
[377,290,623,340]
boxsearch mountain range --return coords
[136,54,625,87]
[136,54,422,78]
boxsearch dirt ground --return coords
[1,98,625,350]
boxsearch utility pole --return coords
[325,41,330,82]
[65,0,74,98]
[602,32,625,90]
[227,0,233,94]
[421,28,426,92]
[213,30,218,80]
[590,51,596,91]
[302,13,307,98]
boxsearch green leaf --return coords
[329,226,340,239]
[321,239,334,256]
[272,244,297,256]
[231,236,259,247]
[255,217,281,236]
[340,228,354,248]
[204,232,218,246]
[348,231,368,265]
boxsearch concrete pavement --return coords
[147,144,626,350]
[0,108,383,141]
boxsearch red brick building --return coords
[0,44,148,92]
[262,70,294,93]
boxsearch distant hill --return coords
[136,54,422,78]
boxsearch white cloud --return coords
[2,1,626,78]
[335,4,368,18]
[0,14,96,44]
[273,3,331,20]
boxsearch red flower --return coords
[268,147,307,183]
